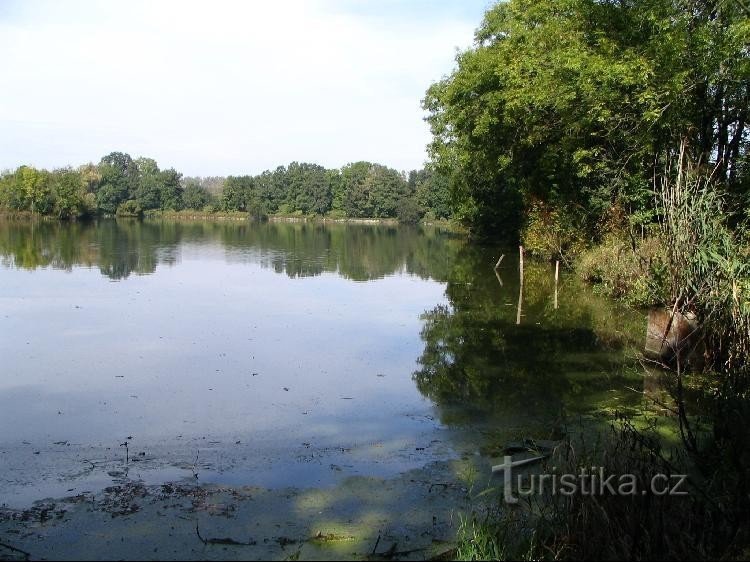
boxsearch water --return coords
[0,219,647,507]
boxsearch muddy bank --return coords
[0,459,500,561]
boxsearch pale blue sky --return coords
[0,0,492,175]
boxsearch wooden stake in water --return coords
[517,246,524,325]
[554,260,560,310]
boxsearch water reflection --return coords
[0,219,462,282]
[413,245,647,429]
[0,218,650,506]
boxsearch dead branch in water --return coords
[195,522,257,546]
[0,540,31,561]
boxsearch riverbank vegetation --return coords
[424,0,747,253]
[0,154,452,225]
[423,0,749,559]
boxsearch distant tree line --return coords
[0,152,452,223]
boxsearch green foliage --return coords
[0,167,49,213]
[340,162,409,218]
[182,181,215,210]
[19,166,53,214]
[115,199,143,217]
[286,162,331,215]
[50,169,88,219]
[221,175,253,212]
[158,169,183,211]
[0,166,88,218]
[96,152,138,214]
[456,513,539,561]
[413,168,451,220]
[216,161,436,220]
[424,0,749,239]
[1,154,451,222]
[456,419,749,561]
[133,157,162,210]
[521,201,588,262]
[396,197,423,225]
[656,147,750,378]
[0,170,23,210]
[340,161,374,217]
[577,234,668,307]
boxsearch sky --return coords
[0,0,491,176]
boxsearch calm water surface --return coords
[0,219,646,507]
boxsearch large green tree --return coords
[424,0,749,239]
[96,152,138,214]
[221,175,254,212]
[50,169,88,219]
[340,162,408,218]
[158,168,183,211]
[133,157,162,210]
[182,180,215,210]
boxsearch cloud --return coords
[0,0,482,175]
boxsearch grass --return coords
[576,233,668,307]
[457,417,750,561]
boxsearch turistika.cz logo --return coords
[493,456,689,505]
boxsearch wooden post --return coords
[517,246,524,325]
[554,260,560,310]
[494,268,503,288]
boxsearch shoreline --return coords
[0,211,461,231]
[0,458,493,561]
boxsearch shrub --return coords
[576,234,668,307]
[326,209,347,219]
[521,201,587,263]
[115,200,143,218]
[396,197,423,225]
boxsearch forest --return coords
[0,153,451,224]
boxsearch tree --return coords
[414,168,452,220]
[96,152,137,214]
[133,157,162,211]
[341,162,374,218]
[289,163,332,215]
[50,169,87,219]
[221,175,253,211]
[423,0,749,239]
[18,166,52,214]
[182,181,215,210]
[397,196,423,224]
[327,169,343,215]
[367,165,409,218]
[0,169,25,211]
[158,168,183,210]
[116,199,143,217]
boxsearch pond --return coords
[0,219,648,509]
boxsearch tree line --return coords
[0,152,451,223]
